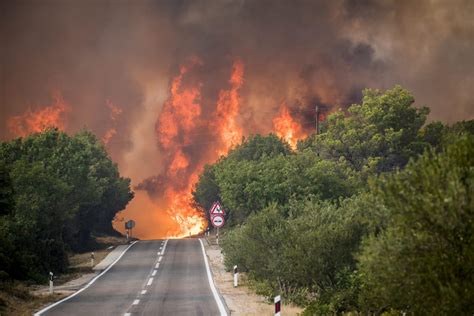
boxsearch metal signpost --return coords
[125,220,136,241]
[209,201,225,244]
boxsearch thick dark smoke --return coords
[1,0,473,186]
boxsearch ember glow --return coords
[273,103,307,149]
[7,92,69,137]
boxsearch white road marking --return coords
[158,256,162,262]
[152,270,157,276]
[34,241,139,316]
[141,290,147,295]
[162,239,169,253]
[155,262,160,269]
[157,251,161,255]
[199,239,228,316]
[132,299,140,305]
[147,277,154,286]
[124,313,131,316]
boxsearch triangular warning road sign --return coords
[210,201,225,215]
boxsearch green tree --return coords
[358,136,474,315]
[0,128,133,280]
[307,86,430,174]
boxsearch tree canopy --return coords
[0,129,133,281]
[194,85,474,314]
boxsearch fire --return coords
[272,103,307,149]
[157,57,202,149]
[119,58,247,239]
[102,99,123,145]
[7,92,69,137]
[213,59,244,156]
[151,57,208,238]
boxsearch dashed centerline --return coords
[152,270,157,276]
[141,289,147,295]
[147,277,154,286]
[132,299,140,305]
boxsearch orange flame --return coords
[154,57,208,238]
[157,57,202,149]
[102,99,123,145]
[7,92,69,137]
[118,58,246,239]
[214,59,244,156]
[272,103,307,149]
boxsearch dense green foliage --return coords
[194,86,474,314]
[0,129,133,281]
[301,86,432,174]
[358,136,474,315]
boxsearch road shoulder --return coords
[202,238,303,316]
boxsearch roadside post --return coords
[233,265,238,287]
[49,272,54,294]
[274,295,281,316]
[90,252,95,268]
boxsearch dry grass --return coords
[0,282,66,316]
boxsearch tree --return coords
[308,86,430,174]
[0,128,133,280]
[358,136,474,315]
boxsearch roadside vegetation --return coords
[0,129,133,313]
[193,86,474,314]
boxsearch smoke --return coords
[1,0,473,238]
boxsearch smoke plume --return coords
[1,0,473,238]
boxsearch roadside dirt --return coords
[203,238,303,316]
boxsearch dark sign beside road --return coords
[125,220,135,230]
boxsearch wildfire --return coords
[102,99,123,145]
[272,103,307,149]
[7,92,69,137]
[214,59,244,156]
[152,57,208,238]
[124,58,247,239]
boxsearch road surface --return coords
[37,239,226,316]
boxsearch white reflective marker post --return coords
[90,252,95,268]
[233,265,238,287]
[274,295,281,316]
[49,272,54,294]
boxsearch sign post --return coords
[209,202,226,245]
[125,220,136,241]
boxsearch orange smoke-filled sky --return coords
[1,0,474,238]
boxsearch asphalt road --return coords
[39,239,225,316]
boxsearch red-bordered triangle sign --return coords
[209,201,225,215]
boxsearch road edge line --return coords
[199,238,229,316]
[33,241,139,316]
